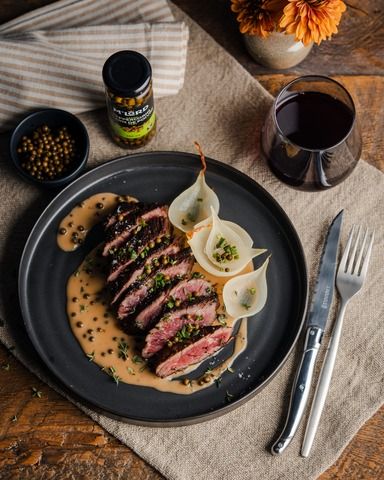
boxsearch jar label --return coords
[110,111,156,139]
[107,93,155,140]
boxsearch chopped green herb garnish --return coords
[127,367,135,375]
[79,304,88,313]
[214,376,222,388]
[192,271,204,279]
[118,341,129,361]
[175,324,200,342]
[132,354,143,364]
[32,387,42,398]
[107,366,121,385]
[153,273,167,290]
[213,236,238,263]
[248,288,256,295]
[86,351,95,362]
[216,236,225,248]
[217,314,227,327]
[241,302,251,310]
[166,297,175,309]
[225,390,234,402]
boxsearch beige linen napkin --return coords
[0,0,189,130]
[0,3,383,480]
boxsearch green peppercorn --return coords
[17,124,77,181]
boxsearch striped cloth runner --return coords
[0,0,189,131]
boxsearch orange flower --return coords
[231,0,287,38]
[279,0,346,45]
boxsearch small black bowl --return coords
[10,109,90,188]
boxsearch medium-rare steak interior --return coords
[152,326,233,378]
[103,200,232,378]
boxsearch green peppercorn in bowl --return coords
[10,109,90,188]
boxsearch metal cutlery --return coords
[271,210,344,455]
[301,225,375,457]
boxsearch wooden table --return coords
[0,1,383,478]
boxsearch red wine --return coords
[276,91,354,150]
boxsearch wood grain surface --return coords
[0,1,383,479]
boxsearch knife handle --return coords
[271,326,323,455]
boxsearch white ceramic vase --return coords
[243,31,313,69]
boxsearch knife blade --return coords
[271,210,343,455]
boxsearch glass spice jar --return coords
[102,50,156,148]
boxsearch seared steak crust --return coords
[104,201,140,229]
[107,215,171,282]
[103,204,168,256]
[109,238,183,305]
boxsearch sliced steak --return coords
[103,204,168,256]
[142,293,218,358]
[104,201,141,229]
[107,216,171,282]
[117,249,194,324]
[135,277,214,332]
[151,326,233,378]
[109,238,183,305]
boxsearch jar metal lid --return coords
[102,50,152,97]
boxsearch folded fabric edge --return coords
[0,0,175,34]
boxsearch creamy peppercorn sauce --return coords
[57,193,138,252]
[58,193,250,394]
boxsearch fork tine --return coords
[339,226,355,273]
[347,225,362,274]
[355,228,368,275]
[360,230,375,278]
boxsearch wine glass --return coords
[261,75,362,191]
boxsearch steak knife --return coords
[271,210,343,455]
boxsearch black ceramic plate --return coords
[19,152,307,426]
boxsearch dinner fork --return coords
[301,225,375,457]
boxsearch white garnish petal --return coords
[168,171,220,232]
[188,209,266,277]
[223,257,269,319]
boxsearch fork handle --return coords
[301,300,348,457]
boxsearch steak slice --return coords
[135,277,214,332]
[117,249,194,325]
[103,204,168,256]
[151,326,233,378]
[107,216,171,282]
[142,293,218,358]
[109,238,183,305]
[104,200,140,229]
